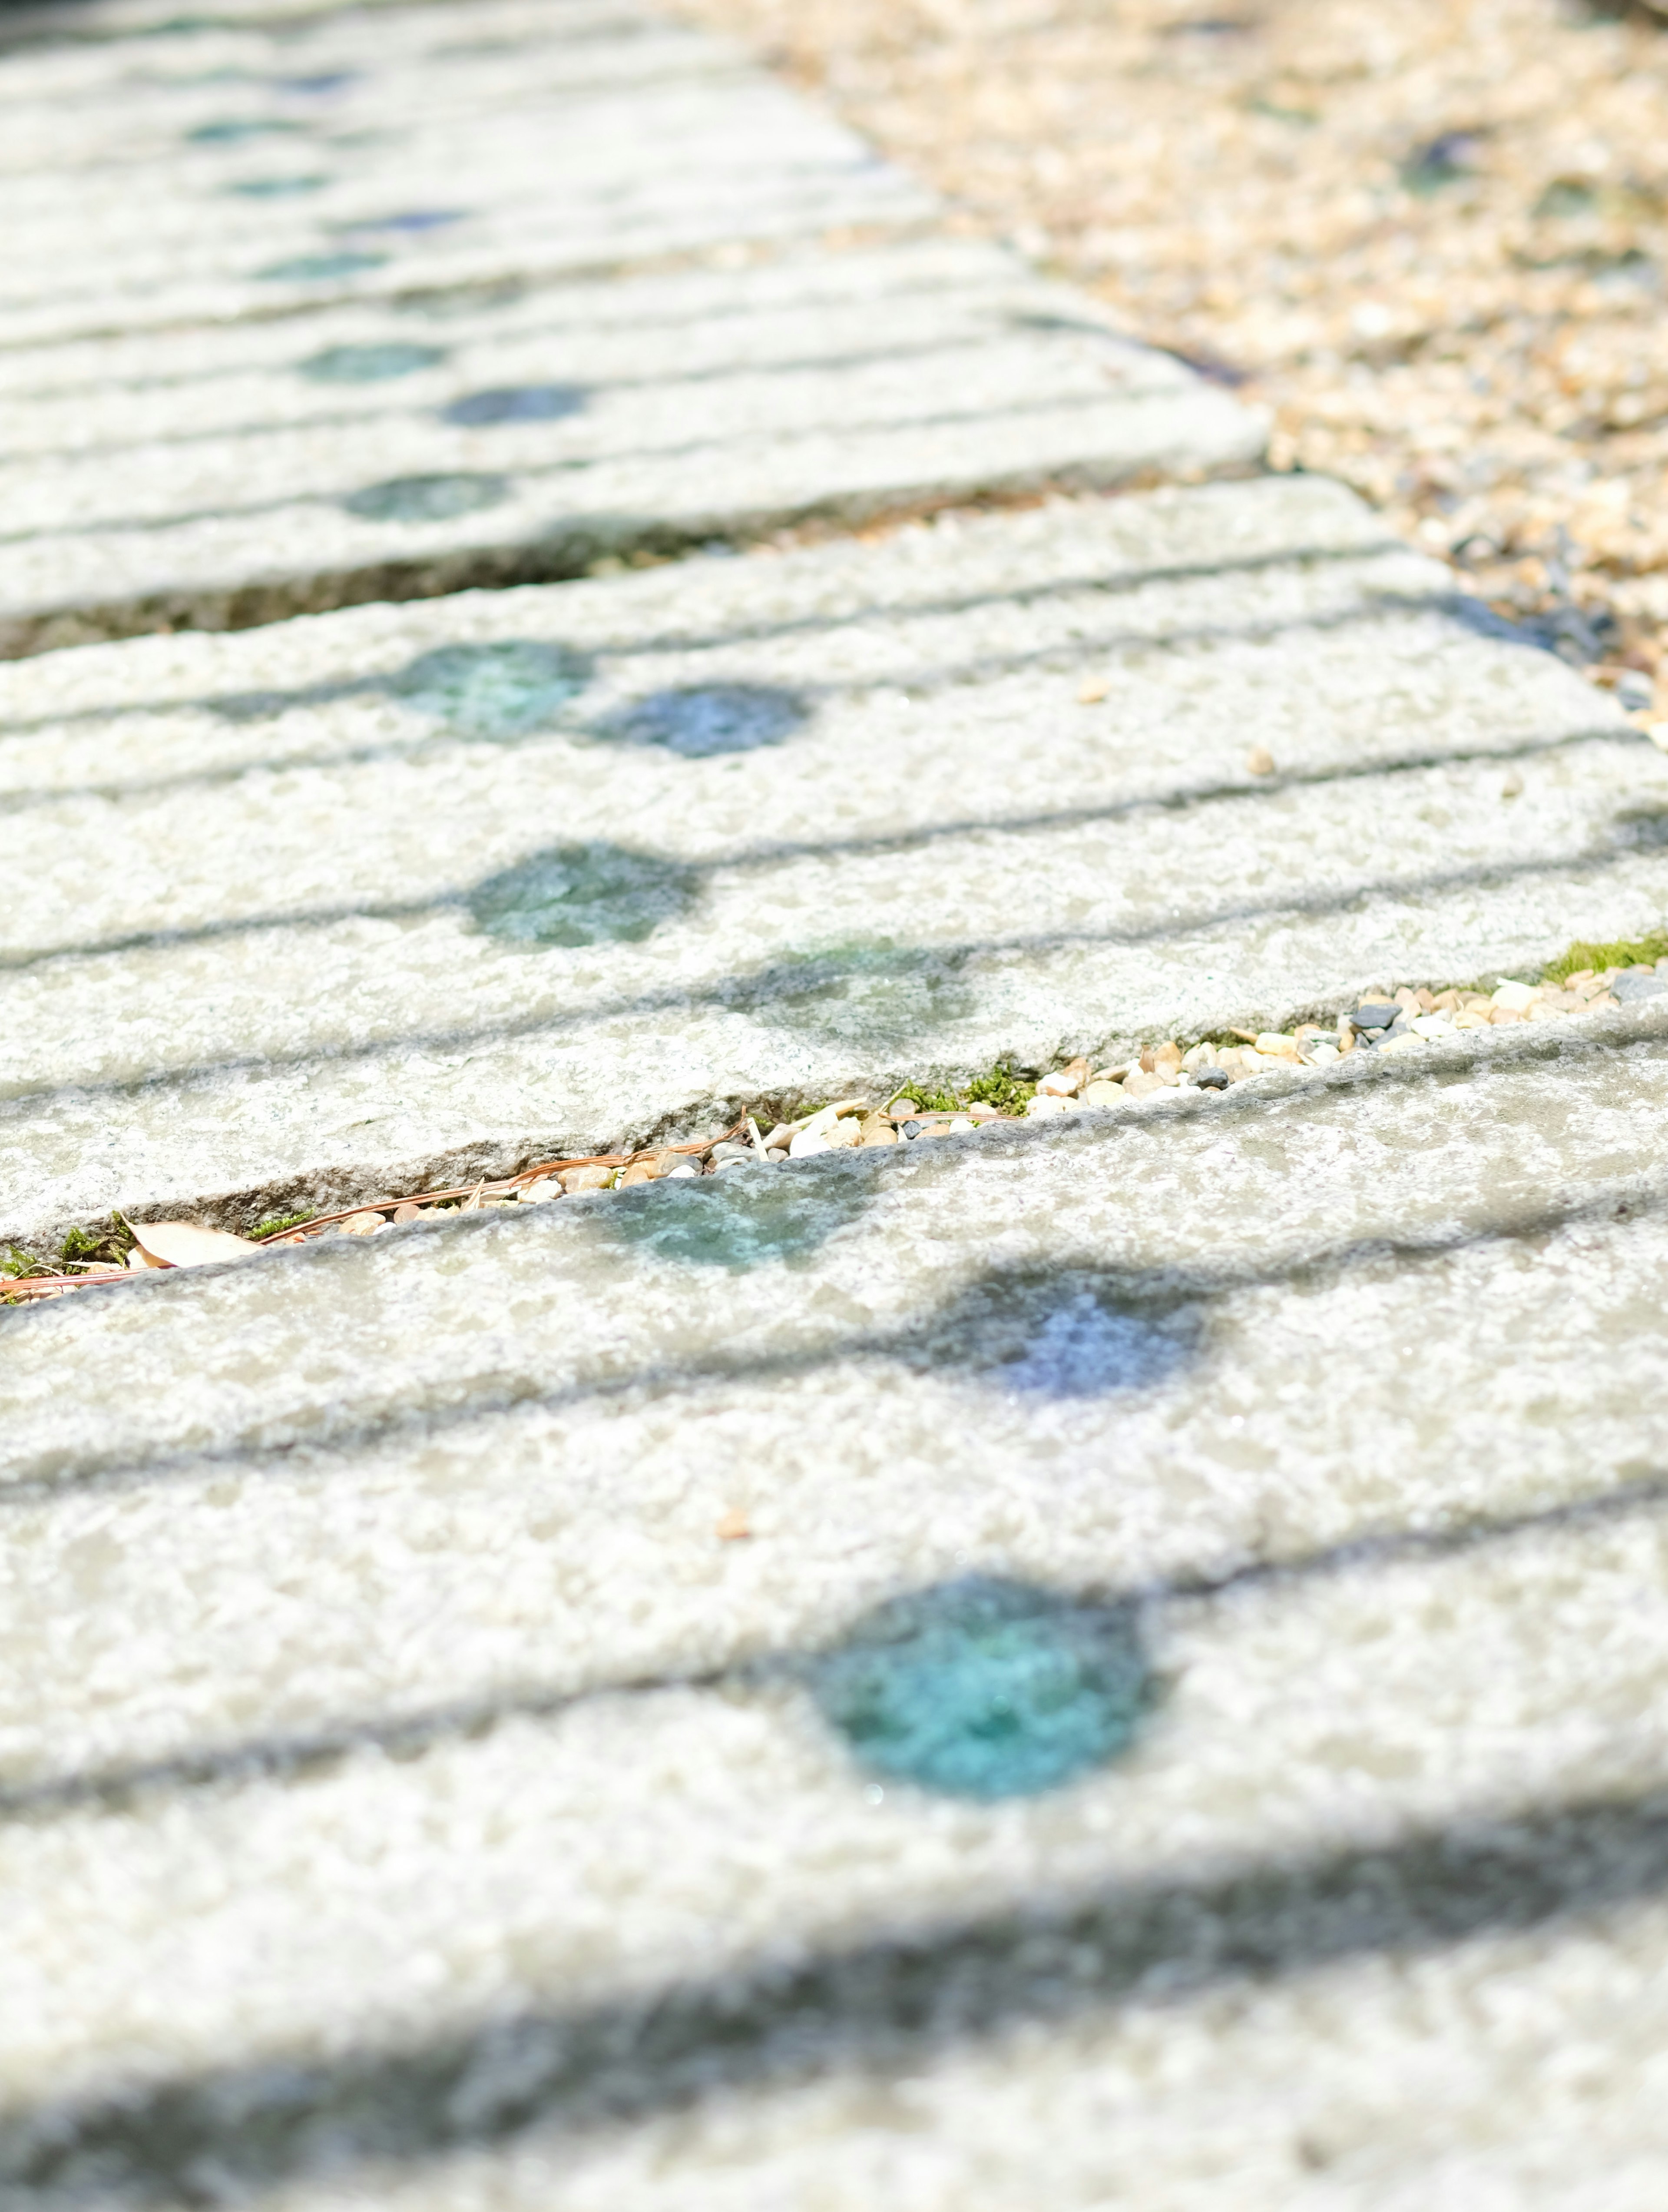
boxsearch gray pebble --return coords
[1613,970,1668,1002]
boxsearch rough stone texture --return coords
[6,1045,1668,2206]
[0,474,1654,1239]
[0,0,1260,655]
[7,0,1668,2201]
[0,239,1252,649]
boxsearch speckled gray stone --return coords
[0,235,1253,650]
[5,1042,1668,2209]
[0,474,1652,1239]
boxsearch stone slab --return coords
[0,474,1654,1241]
[0,65,930,355]
[0,242,1250,650]
[5,1043,1668,2205]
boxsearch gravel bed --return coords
[676,0,1668,716]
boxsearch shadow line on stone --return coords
[7,1772,1668,2200]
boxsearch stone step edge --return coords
[7,976,1668,1300]
[0,449,1263,661]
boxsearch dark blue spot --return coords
[466,842,697,948]
[341,472,507,523]
[257,250,387,283]
[596,683,807,759]
[227,174,331,198]
[809,1577,1153,1800]
[990,1290,1195,1399]
[300,342,447,383]
[442,384,587,427]
[187,117,302,143]
[730,944,977,1048]
[1400,131,1486,196]
[387,640,592,736]
[904,1273,1203,1399]
[340,209,467,235]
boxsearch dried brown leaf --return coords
[130,1221,262,1269]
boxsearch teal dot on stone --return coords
[187,117,302,143]
[731,944,978,1048]
[600,1168,874,1272]
[227,174,331,198]
[341,472,507,523]
[465,842,697,948]
[257,250,387,283]
[810,1578,1153,1801]
[387,640,592,736]
[300,342,447,383]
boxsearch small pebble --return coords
[1194,1067,1231,1090]
[1613,969,1668,1002]
[1246,746,1275,776]
[516,1179,558,1205]
[559,1164,615,1193]
[1352,1001,1400,1031]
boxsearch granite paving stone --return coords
[5,0,1668,2201]
[0,474,1654,1240]
[0,245,1250,650]
[5,1048,1668,2206]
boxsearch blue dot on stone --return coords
[465,842,697,948]
[810,1577,1153,1801]
[341,208,467,235]
[341,472,507,523]
[991,1290,1195,1399]
[300,342,447,383]
[596,683,807,758]
[387,640,592,736]
[442,384,587,427]
[257,250,387,283]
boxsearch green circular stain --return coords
[257,250,387,282]
[341,472,507,523]
[599,1167,874,1272]
[811,1578,1152,1800]
[466,842,696,947]
[731,945,978,1048]
[388,640,591,736]
[187,116,301,143]
[300,342,446,383]
[228,174,331,198]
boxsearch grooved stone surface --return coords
[6,1045,1668,2207]
[0,0,1258,649]
[0,474,1654,1239]
[7,0,1668,2203]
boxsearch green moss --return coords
[1,1245,41,1279]
[60,1225,126,1265]
[1544,931,1668,984]
[964,1061,1036,1114]
[250,1210,315,1239]
[890,1081,960,1114]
